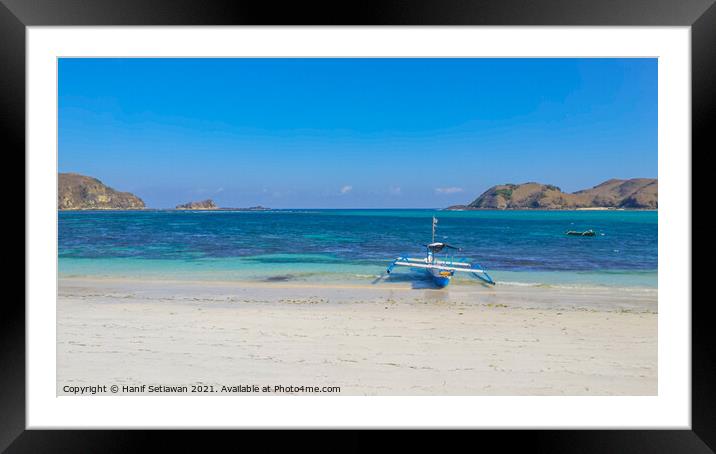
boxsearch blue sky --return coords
[59,58,657,208]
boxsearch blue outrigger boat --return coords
[386,217,495,288]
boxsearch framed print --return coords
[5,0,712,450]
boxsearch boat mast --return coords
[432,216,437,243]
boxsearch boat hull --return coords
[428,268,453,288]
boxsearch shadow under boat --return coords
[374,269,494,289]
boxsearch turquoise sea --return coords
[58,209,657,289]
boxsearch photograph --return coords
[57,57,658,397]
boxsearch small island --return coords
[175,199,218,210]
[174,200,271,211]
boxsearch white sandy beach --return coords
[57,277,657,396]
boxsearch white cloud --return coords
[340,185,353,194]
[389,186,401,195]
[435,187,464,194]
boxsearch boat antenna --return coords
[432,216,438,243]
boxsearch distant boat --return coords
[566,229,596,236]
[386,217,495,288]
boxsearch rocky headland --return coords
[446,178,657,210]
[58,173,145,210]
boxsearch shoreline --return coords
[57,267,660,292]
[58,273,658,289]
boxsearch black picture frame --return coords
[3,0,710,451]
